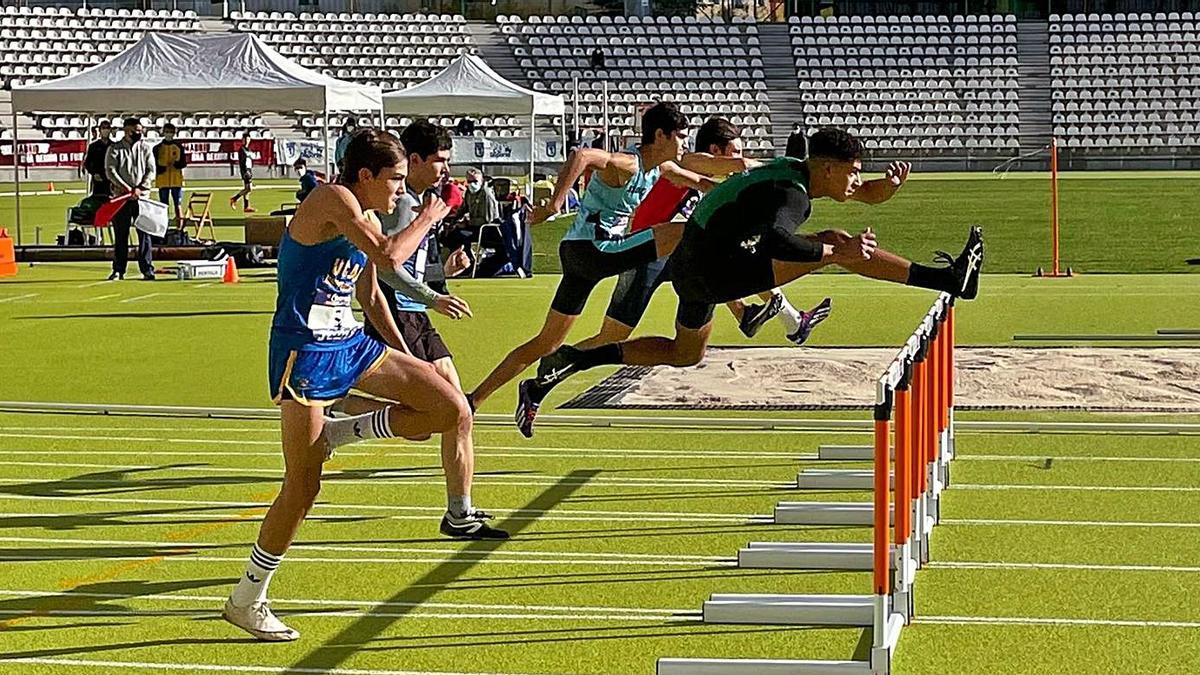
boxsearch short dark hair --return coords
[694,117,740,154]
[293,158,307,169]
[784,130,808,160]
[399,119,452,161]
[162,123,176,133]
[807,128,863,162]
[242,131,251,139]
[640,102,689,146]
[98,120,112,128]
[341,128,406,185]
[122,117,140,128]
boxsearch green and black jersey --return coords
[668,157,827,308]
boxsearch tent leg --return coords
[528,114,535,199]
[12,108,21,246]
[322,108,332,181]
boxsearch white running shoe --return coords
[222,598,300,642]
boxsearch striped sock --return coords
[230,543,283,607]
[323,407,396,449]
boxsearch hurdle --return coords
[659,293,956,675]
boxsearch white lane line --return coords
[943,518,1200,529]
[0,555,732,568]
[119,292,160,304]
[0,608,692,622]
[919,615,1200,629]
[0,293,38,304]
[956,484,1200,493]
[0,588,697,616]
[0,657,549,674]
[0,536,733,563]
[0,495,765,523]
[959,454,1200,464]
[77,280,113,288]
[88,293,120,302]
[930,561,1200,573]
[0,447,801,460]
[0,432,802,458]
[0,475,785,489]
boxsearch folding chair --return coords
[182,192,216,241]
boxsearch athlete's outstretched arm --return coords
[355,263,410,355]
[531,148,614,224]
[659,161,719,193]
[851,161,911,205]
[679,153,760,178]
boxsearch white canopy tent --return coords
[382,54,566,192]
[8,32,382,243]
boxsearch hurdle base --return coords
[817,444,889,461]
[738,542,898,571]
[657,658,872,675]
[774,502,890,526]
[797,469,894,491]
[870,611,906,675]
[703,593,875,626]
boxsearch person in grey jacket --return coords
[105,117,157,281]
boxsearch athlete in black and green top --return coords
[520,128,985,437]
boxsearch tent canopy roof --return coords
[383,54,564,116]
[12,32,381,114]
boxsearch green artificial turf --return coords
[0,264,1198,673]
[5,171,1200,273]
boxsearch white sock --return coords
[323,407,395,449]
[230,543,282,607]
[448,494,472,519]
[775,294,802,334]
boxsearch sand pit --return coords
[561,347,1200,412]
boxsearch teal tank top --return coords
[270,231,368,351]
[564,149,661,248]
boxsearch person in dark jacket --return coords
[83,120,114,197]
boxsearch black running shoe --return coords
[739,293,784,338]
[515,379,541,438]
[936,226,984,300]
[440,509,510,540]
[787,297,833,346]
[535,345,579,385]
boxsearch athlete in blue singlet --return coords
[469,102,716,435]
[223,129,505,645]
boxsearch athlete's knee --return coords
[435,391,473,434]
[668,342,705,367]
[280,472,322,506]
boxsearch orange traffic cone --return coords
[0,228,17,277]
[47,182,55,193]
[222,256,239,284]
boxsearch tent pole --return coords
[11,108,21,246]
[322,106,332,181]
[602,80,609,152]
[528,113,535,199]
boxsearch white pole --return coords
[572,74,579,141]
[528,112,535,199]
[322,105,332,181]
[602,80,609,151]
[11,108,21,246]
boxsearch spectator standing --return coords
[440,167,499,268]
[333,119,356,174]
[229,131,257,213]
[153,122,188,224]
[104,117,156,281]
[84,119,114,197]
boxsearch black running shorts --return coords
[364,311,452,363]
[605,256,671,327]
[550,238,660,316]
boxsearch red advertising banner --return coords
[0,138,275,168]
[0,139,86,168]
[178,138,274,166]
